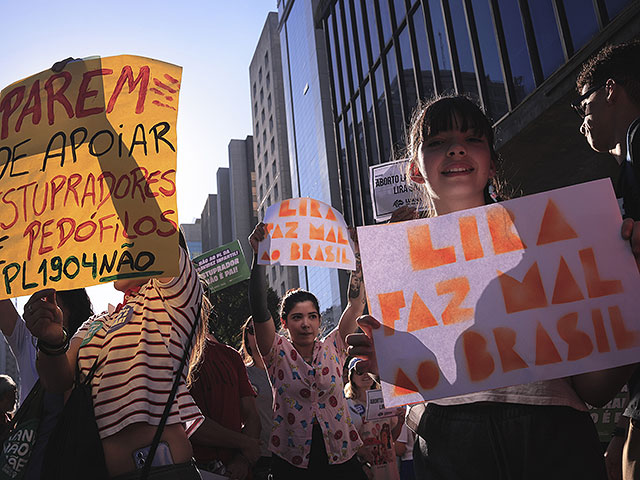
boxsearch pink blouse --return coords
[264,328,362,468]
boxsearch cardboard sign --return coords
[258,198,355,270]
[357,180,640,407]
[369,159,421,222]
[193,240,250,293]
[365,388,405,421]
[0,55,181,299]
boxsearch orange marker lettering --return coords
[285,221,298,238]
[579,248,623,298]
[462,330,495,382]
[591,309,611,353]
[378,291,405,336]
[408,291,438,331]
[309,223,324,240]
[609,306,640,350]
[459,216,484,261]
[535,322,562,365]
[279,200,296,217]
[493,327,527,373]
[436,277,473,325]
[487,206,526,255]
[407,224,456,271]
[557,312,593,361]
[498,262,548,314]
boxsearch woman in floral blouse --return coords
[248,223,368,480]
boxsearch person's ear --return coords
[605,78,618,103]
[409,162,425,184]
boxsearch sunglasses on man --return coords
[571,83,606,119]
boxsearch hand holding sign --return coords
[257,198,356,270]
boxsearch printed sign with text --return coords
[193,240,251,293]
[357,180,640,407]
[258,198,356,271]
[369,159,420,222]
[365,389,406,422]
[0,55,182,299]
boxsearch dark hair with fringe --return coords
[406,94,509,214]
[576,40,640,107]
[279,289,320,323]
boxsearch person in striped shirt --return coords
[24,236,208,479]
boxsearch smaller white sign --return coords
[369,159,421,222]
[365,388,405,421]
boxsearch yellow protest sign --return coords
[0,55,182,299]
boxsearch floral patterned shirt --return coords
[264,328,362,468]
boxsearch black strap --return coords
[139,305,201,480]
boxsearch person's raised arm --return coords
[338,229,366,343]
[0,299,20,338]
[248,223,276,359]
[23,289,78,393]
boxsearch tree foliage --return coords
[206,279,280,349]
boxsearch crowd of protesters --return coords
[0,40,639,480]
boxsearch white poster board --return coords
[258,198,356,271]
[357,180,640,407]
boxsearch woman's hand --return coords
[23,289,65,344]
[249,223,267,254]
[388,206,418,223]
[346,315,380,376]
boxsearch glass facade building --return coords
[279,0,347,329]
[317,0,637,226]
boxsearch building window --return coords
[253,101,258,115]
[263,130,267,144]
[266,172,270,188]
[258,162,262,177]
[266,72,271,89]
[264,152,268,166]
[256,142,261,156]
[268,93,272,110]
[270,137,275,153]
[281,281,286,296]
[265,51,269,67]
[259,184,264,199]
[258,67,262,82]
[252,82,256,97]
[269,115,273,132]
[272,160,277,177]
[260,88,264,103]
[261,109,265,123]
[274,182,279,201]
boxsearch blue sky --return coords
[2,0,277,312]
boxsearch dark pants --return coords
[271,423,367,480]
[110,460,201,480]
[413,402,606,480]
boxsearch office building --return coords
[201,194,218,252]
[314,0,639,225]
[250,12,300,296]
[228,136,259,263]
[216,168,233,246]
[180,220,202,258]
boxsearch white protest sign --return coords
[369,159,421,222]
[258,198,356,270]
[365,389,406,421]
[357,179,640,407]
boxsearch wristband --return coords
[37,327,70,356]
[611,426,627,438]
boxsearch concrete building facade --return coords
[250,11,300,297]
